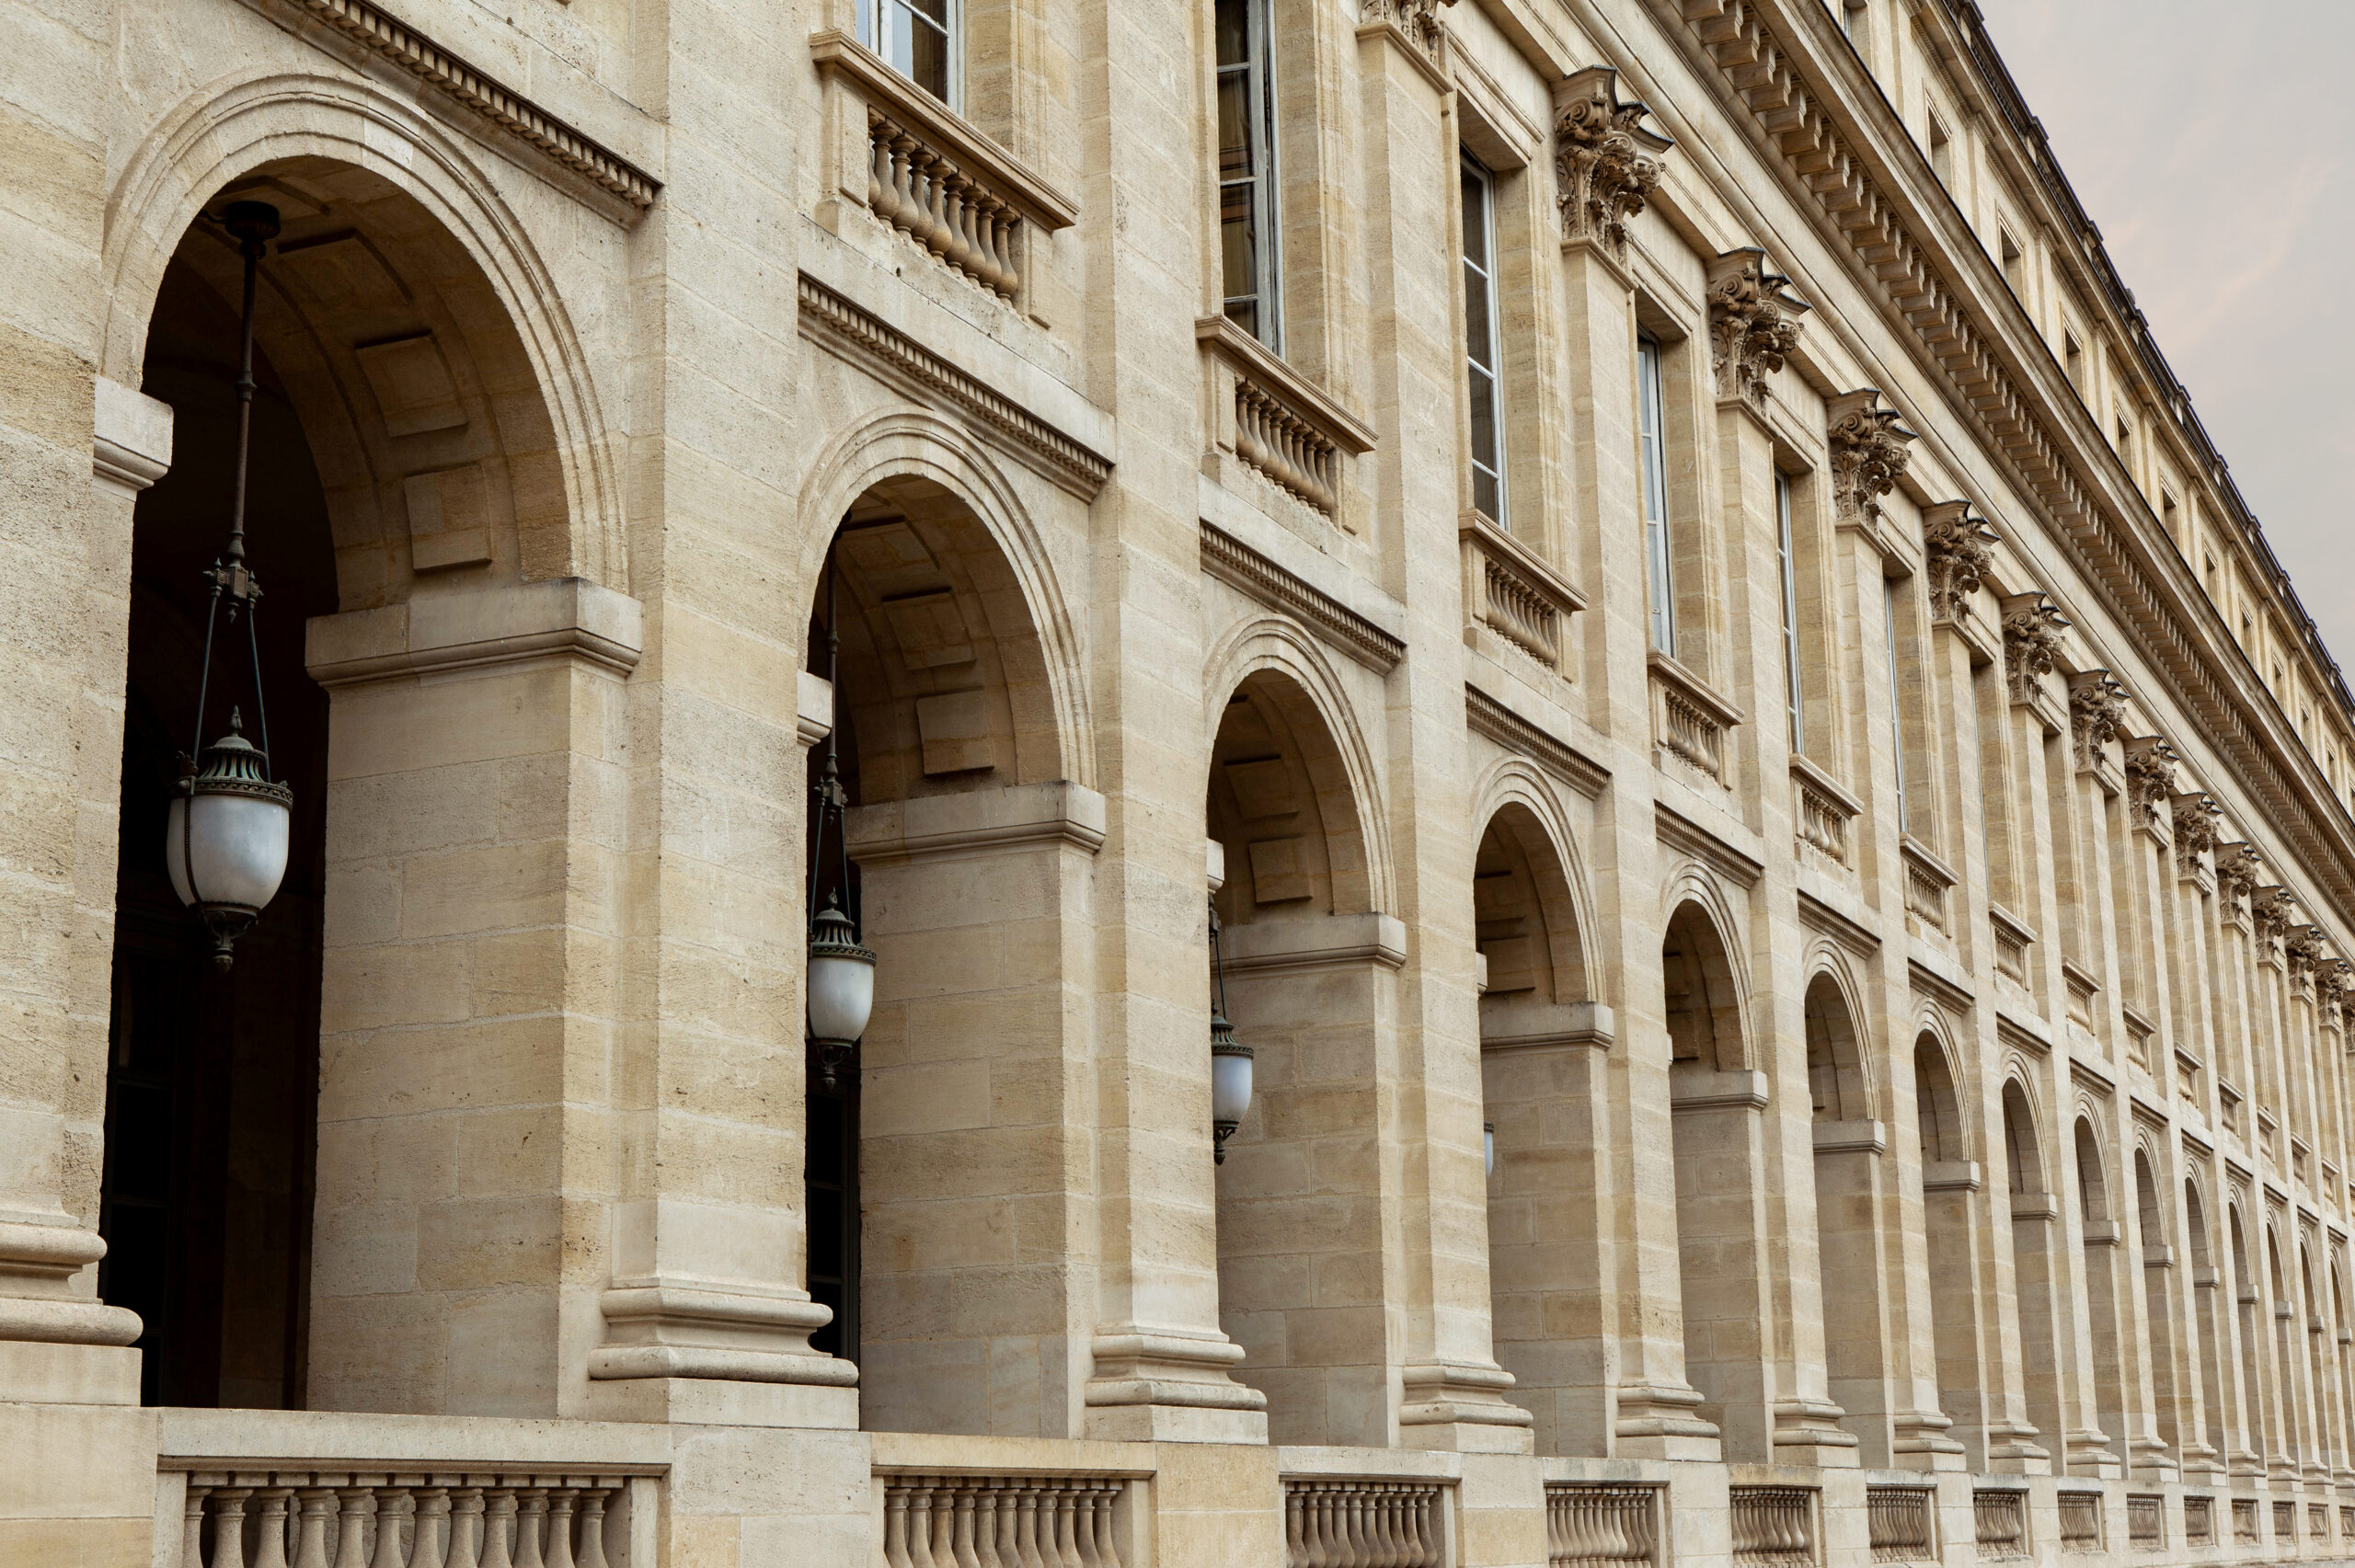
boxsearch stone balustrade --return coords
[1864,1486,1930,1564]
[175,1472,637,1568]
[2059,1491,2102,1552]
[1729,1486,1814,1568]
[1790,757,1857,868]
[1648,651,1743,788]
[2124,1494,2162,1551]
[1459,513,1584,677]
[1971,1490,2028,1559]
[1901,838,1956,933]
[1543,1482,1657,1567]
[1197,316,1376,523]
[1281,1477,1445,1568]
[2181,1494,2212,1547]
[879,1473,1127,1568]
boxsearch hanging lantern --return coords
[168,200,292,972]
[806,548,876,1093]
[1484,1121,1498,1179]
[1210,897,1253,1163]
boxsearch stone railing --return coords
[1901,837,1956,934]
[1790,757,1858,868]
[2182,1494,2212,1547]
[1545,1482,1657,1567]
[2125,1494,2163,1551]
[2232,1498,2259,1545]
[1990,906,2033,984]
[1648,651,1744,789]
[174,1471,641,1568]
[1866,1486,1932,1563]
[1460,513,1584,676]
[1199,317,1376,521]
[1729,1485,1814,1568]
[2058,1492,2102,1552]
[1972,1490,2028,1559]
[2274,1501,2296,1543]
[1282,1478,1445,1568]
[2309,1503,2330,1544]
[879,1473,1126,1568]
[810,30,1077,303]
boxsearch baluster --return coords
[370,1490,410,1568]
[573,1489,609,1568]
[445,1490,485,1568]
[479,1490,518,1568]
[183,1482,215,1568]
[514,1490,549,1568]
[972,1482,1004,1568]
[1008,1487,1042,1568]
[413,1491,451,1568]
[890,132,923,236]
[909,1482,942,1568]
[885,1486,913,1568]
[867,116,892,216]
[949,1483,981,1568]
[932,1479,960,1568]
[544,1490,577,1568]
[1090,1486,1120,1568]
[331,1487,373,1568]
[1058,1487,1086,1568]
[214,1488,254,1568]
[252,1487,294,1568]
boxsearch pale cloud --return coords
[1976,0,2355,670]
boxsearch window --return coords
[1885,578,1907,830]
[1460,156,1506,527]
[1926,109,1953,185]
[2063,331,2085,391]
[1215,0,1281,348]
[1777,472,1804,752]
[1637,334,1674,654]
[2115,413,2133,463]
[2161,490,2179,543]
[860,0,955,105]
[1999,228,2026,296]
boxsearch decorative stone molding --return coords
[249,0,661,218]
[1648,649,1745,788]
[1460,510,1585,674]
[92,377,173,494]
[1999,591,2070,707]
[2320,960,2350,1031]
[1922,501,1998,624]
[1361,0,1456,65]
[2170,792,2221,875]
[1552,66,1671,261]
[1198,315,1377,519]
[1705,248,1807,410]
[2067,669,2127,773]
[1828,388,1915,529]
[1465,683,1612,799]
[798,274,1112,498]
[1902,835,1958,934]
[1791,753,1860,868]
[1989,905,2035,985]
[1200,521,1405,674]
[305,578,643,688]
[589,1278,855,1385]
[845,781,1109,865]
[2122,737,2180,830]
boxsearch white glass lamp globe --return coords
[806,898,878,1047]
[1484,1121,1498,1178]
[166,710,292,970]
[1210,1010,1253,1163]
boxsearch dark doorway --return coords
[99,228,336,1409]
[804,585,864,1366]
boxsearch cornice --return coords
[1200,521,1405,675]
[1464,681,1611,799]
[1648,0,2355,932]
[240,0,660,220]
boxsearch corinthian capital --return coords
[2170,791,2221,875]
[2251,887,2294,959]
[1922,501,1999,624]
[1361,0,1455,62]
[1554,67,1671,260]
[2122,737,2180,829]
[2287,924,2327,992]
[1706,249,1807,410]
[2066,669,2127,773]
[1827,389,1915,528]
[1998,591,2070,705]
[2214,842,2260,910]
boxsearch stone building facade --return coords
[6,0,2355,1563]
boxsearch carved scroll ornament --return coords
[1922,502,1999,624]
[1999,591,2069,706]
[1361,0,1456,62]
[1706,249,1806,410]
[1554,67,1671,260]
[2066,669,2127,773]
[2170,791,2222,875]
[2122,736,2180,830]
[1828,389,1915,528]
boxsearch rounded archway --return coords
[1913,1035,1982,1461]
[1805,972,1887,1459]
[2002,1082,2063,1459]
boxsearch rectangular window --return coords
[1637,335,1674,654]
[1885,577,1907,831]
[2000,228,2025,295]
[1777,472,1804,753]
[860,0,956,105]
[1460,156,1506,527]
[1927,109,1953,184]
[1215,0,1281,349]
[2064,330,2085,391]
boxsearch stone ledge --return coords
[845,780,1107,864]
[304,578,643,687]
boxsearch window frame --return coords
[1637,332,1675,655]
[1215,0,1283,350]
[858,0,960,110]
[1885,575,1908,831]
[1460,153,1508,529]
[1777,470,1804,754]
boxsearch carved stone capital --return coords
[2321,959,2351,1030]
[2066,669,2127,773]
[1361,0,1455,62]
[1923,501,1999,624]
[1999,591,2070,706]
[2122,736,2179,830]
[2251,886,2294,961]
[2170,791,2222,875]
[1705,248,1807,410]
[1827,388,1915,528]
[2287,925,2327,995]
[2214,842,2261,910]
[1553,66,1671,260]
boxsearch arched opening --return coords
[2334,1267,2354,1478]
[1662,899,1768,1459]
[813,476,1086,1438]
[2003,1082,2063,1461]
[1208,668,1389,1446]
[2074,1118,2128,1459]
[1472,798,1598,1455]
[2301,1248,2330,1472]
[101,156,577,1411]
[1914,1036,1981,1459]
[2185,1181,2227,1463]
[1804,976,1887,1459]
[2267,1232,2300,1471]
[2133,1150,2181,1459]
[2231,1210,2269,1465]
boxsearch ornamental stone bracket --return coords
[1922,500,1998,628]
[1361,0,1457,71]
[1828,389,1916,554]
[2123,736,2180,834]
[1999,590,2070,718]
[1553,66,1671,264]
[1705,248,1807,412]
[2067,668,2128,777]
[2171,791,2223,878]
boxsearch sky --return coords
[1973,0,2355,673]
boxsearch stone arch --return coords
[2001,1078,2046,1195]
[2267,1226,2302,1464]
[2133,1146,2183,1458]
[2002,1078,2063,1458]
[798,407,1093,790]
[1913,1025,1978,1461]
[2229,1201,2270,1459]
[1660,894,1749,1074]
[2185,1174,2227,1460]
[1203,615,1392,916]
[1802,965,1888,1458]
[1912,1032,1967,1167]
[1467,757,1597,1009]
[102,70,625,589]
[1801,959,1871,1122]
[2074,1116,2129,1454]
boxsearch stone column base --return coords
[581,1280,858,1427]
[1612,1379,1721,1460]
[1083,1327,1269,1444]
[1399,1361,1536,1454]
[1891,1410,1970,1471]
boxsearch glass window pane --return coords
[1474,465,1501,524]
[1463,261,1495,372]
[1460,166,1489,272]
[1215,0,1249,66]
[908,14,951,100]
[1217,73,1254,180]
[1468,368,1499,471]
[1221,182,1258,306]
